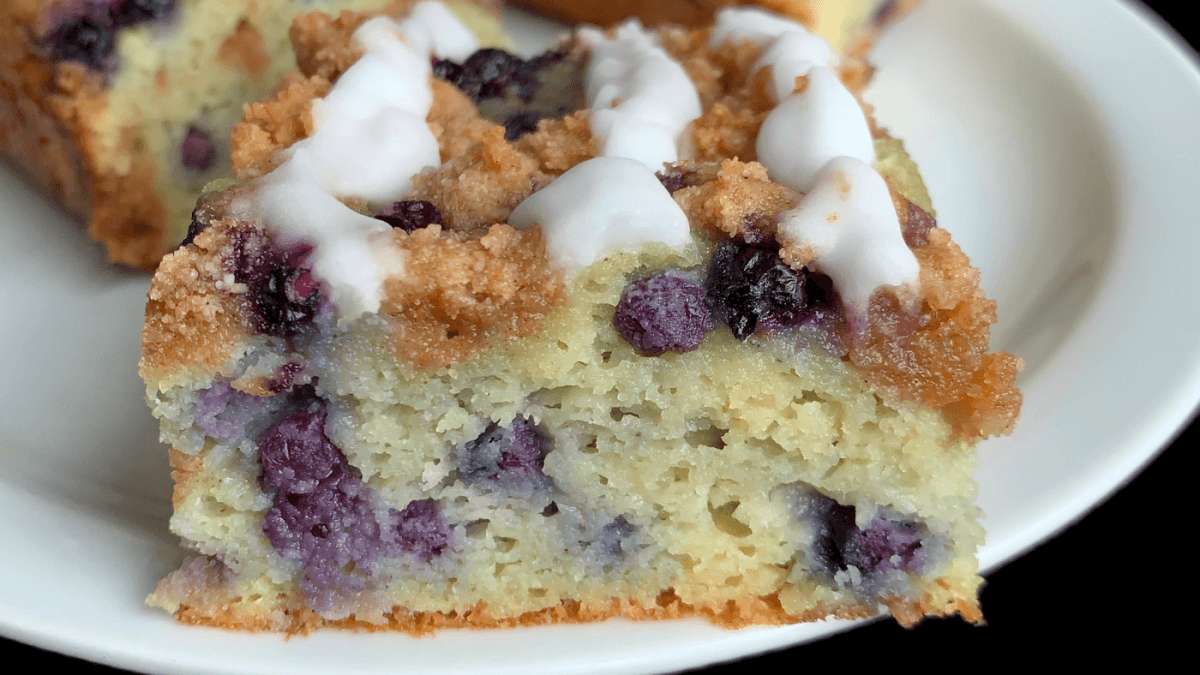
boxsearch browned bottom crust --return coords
[165,579,982,635]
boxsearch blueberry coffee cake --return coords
[0,0,506,268]
[141,1,1022,633]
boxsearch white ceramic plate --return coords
[2,1,1198,672]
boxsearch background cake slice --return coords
[0,0,506,268]
[141,1,1020,632]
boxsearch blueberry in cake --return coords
[141,1,1022,633]
[0,0,507,268]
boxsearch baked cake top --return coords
[142,1,1021,441]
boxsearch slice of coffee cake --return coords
[0,0,506,268]
[141,1,1020,633]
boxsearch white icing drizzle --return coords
[711,7,838,103]
[509,20,699,274]
[246,2,478,322]
[709,6,807,49]
[508,157,692,274]
[776,157,920,312]
[754,30,838,103]
[578,20,702,169]
[756,66,876,193]
[713,7,918,309]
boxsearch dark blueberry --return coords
[258,410,342,495]
[902,200,936,247]
[250,263,320,338]
[391,499,452,562]
[180,209,207,247]
[49,16,116,70]
[613,271,712,355]
[873,0,900,24]
[704,238,817,340]
[434,48,545,103]
[843,518,925,574]
[460,417,547,484]
[594,515,635,559]
[180,126,216,172]
[463,48,531,100]
[180,189,227,247]
[267,361,305,395]
[230,228,320,338]
[805,494,858,577]
[801,492,926,580]
[259,409,386,610]
[111,0,177,27]
[374,200,442,232]
[656,167,700,195]
[502,111,542,141]
[431,58,463,83]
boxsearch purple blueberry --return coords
[49,15,116,70]
[704,238,827,340]
[111,0,177,27]
[266,361,305,395]
[434,48,533,102]
[460,418,547,484]
[253,264,319,338]
[180,210,206,247]
[594,515,634,559]
[800,492,926,580]
[389,499,452,562]
[614,271,712,356]
[374,200,442,232]
[259,409,388,610]
[804,493,858,577]
[257,408,393,610]
[656,168,700,195]
[902,201,936,248]
[502,111,542,140]
[258,411,342,495]
[180,126,216,172]
[433,48,566,105]
[843,517,926,574]
[873,0,900,24]
[231,237,320,339]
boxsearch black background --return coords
[2,0,1194,671]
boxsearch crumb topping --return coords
[141,220,252,381]
[848,227,1023,439]
[382,224,565,369]
[289,9,373,81]
[672,158,799,238]
[208,4,1019,437]
[409,126,550,232]
[231,74,331,178]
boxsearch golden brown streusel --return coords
[140,220,252,380]
[512,112,599,175]
[231,74,331,178]
[428,78,500,161]
[672,158,799,238]
[289,10,374,81]
[408,126,551,232]
[690,102,766,163]
[381,224,565,370]
[849,227,1023,440]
